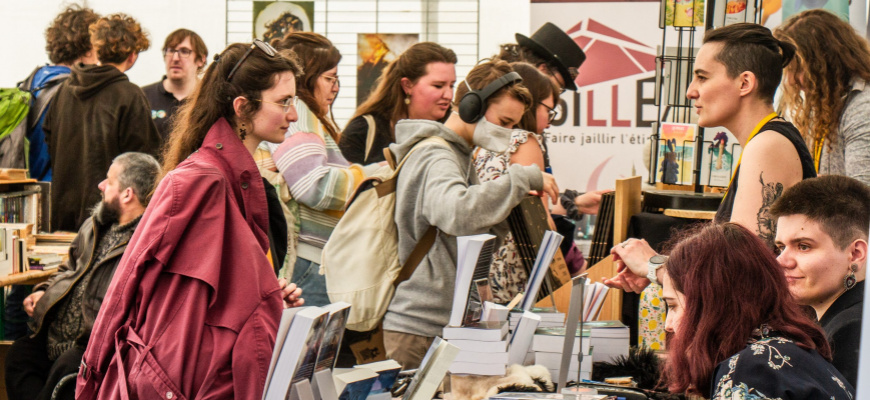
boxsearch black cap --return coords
[516,22,586,91]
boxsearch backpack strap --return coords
[394,225,438,287]
[362,114,376,164]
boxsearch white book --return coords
[263,307,329,400]
[449,360,507,376]
[448,339,507,353]
[314,302,352,372]
[453,349,509,364]
[534,351,592,371]
[520,231,564,311]
[332,368,378,400]
[507,311,541,365]
[481,302,509,322]
[442,321,508,341]
[403,338,460,400]
[449,234,496,327]
[532,327,592,354]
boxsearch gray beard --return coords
[94,199,121,224]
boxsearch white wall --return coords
[0,0,528,128]
[0,0,225,88]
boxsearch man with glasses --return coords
[142,29,208,139]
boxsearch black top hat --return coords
[516,22,586,91]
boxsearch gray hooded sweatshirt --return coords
[383,119,544,338]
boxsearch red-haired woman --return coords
[622,223,854,398]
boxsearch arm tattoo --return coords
[757,172,784,249]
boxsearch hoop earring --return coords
[844,263,858,290]
[239,123,247,141]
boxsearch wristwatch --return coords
[647,255,668,285]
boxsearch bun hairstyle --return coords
[161,42,302,179]
[703,23,794,103]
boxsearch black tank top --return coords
[714,120,816,223]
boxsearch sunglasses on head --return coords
[226,39,278,81]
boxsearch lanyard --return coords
[723,112,778,200]
[812,137,825,173]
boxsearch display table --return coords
[0,269,55,287]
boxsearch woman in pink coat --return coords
[78,40,304,399]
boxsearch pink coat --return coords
[77,118,283,400]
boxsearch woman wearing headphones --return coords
[341,42,458,164]
[267,32,376,306]
[383,60,559,369]
[473,62,574,302]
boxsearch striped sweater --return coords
[271,102,371,259]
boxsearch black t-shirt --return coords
[141,77,181,140]
[714,120,816,223]
[340,113,392,164]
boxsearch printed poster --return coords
[253,1,314,42]
[656,122,696,185]
[357,33,419,106]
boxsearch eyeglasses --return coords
[322,74,340,88]
[540,102,561,123]
[164,48,193,59]
[252,97,298,113]
[227,39,277,81]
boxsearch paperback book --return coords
[449,234,497,327]
[263,306,329,400]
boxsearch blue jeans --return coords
[292,258,330,307]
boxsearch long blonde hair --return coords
[776,9,870,149]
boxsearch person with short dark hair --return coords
[141,28,208,139]
[44,13,161,232]
[771,175,868,386]
[606,23,817,293]
[4,152,160,400]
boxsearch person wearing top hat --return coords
[498,23,608,235]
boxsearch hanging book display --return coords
[507,196,572,302]
[586,192,616,265]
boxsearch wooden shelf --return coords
[0,269,55,287]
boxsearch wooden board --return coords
[663,208,716,220]
[614,176,642,245]
[0,269,55,287]
[536,256,620,320]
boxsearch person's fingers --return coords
[277,277,288,289]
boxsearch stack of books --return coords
[444,321,510,376]
[532,326,593,380]
[509,307,564,332]
[585,320,630,363]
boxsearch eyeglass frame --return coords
[163,47,194,59]
[539,101,560,123]
[321,74,340,88]
[227,39,278,82]
[251,96,298,113]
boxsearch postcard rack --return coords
[651,0,763,190]
[648,134,742,187]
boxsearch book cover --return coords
[507,196,571,301]
[354,359,402,395]
[508,311,541,365]
[449,234,496,327]
[703,127,737,187]
[333,368,378,400]
[674,0,705,26]
[724,0,747,25]
[402,337,460,400]
[656,122,697,185]
[264,307,328,400]
[314,302,352,372]
[520,231,564,311]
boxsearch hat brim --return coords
[515,33,579,91]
